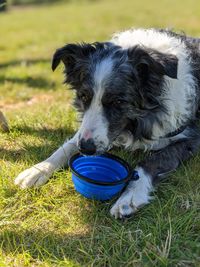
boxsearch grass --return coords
[0,0,200,266]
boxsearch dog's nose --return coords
[79,138,96,155]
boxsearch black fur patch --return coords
[140,125,200,183]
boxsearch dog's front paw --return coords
[110,196,138,219]
[15,162,53,188]
[110,168,153,219]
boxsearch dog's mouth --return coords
[78,148,108,156]
[78,144,112,156]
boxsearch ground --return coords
[0,0,200,266]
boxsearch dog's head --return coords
[52,42,178,155]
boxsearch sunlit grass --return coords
[0,0,200,266]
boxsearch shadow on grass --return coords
[10,0,65,7]
[14,125,74,137]
[0,75,56,90]
[0,191,119,266]
[0,229,86,264]
[0,58,50,69]
[0,215,112,266]
[0,145,58,162]
[9,0,98,8]
[0,193,145,266]
[0,126,75,162]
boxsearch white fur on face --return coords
[93,57,114,90]
[79,101,109,152]
[78,57,114,152]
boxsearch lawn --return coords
[0,0,200,266]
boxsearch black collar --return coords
[164,125,187,138]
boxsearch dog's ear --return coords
[52,43,96,71]
[128,46,178,80]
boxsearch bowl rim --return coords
[68,152,132,186]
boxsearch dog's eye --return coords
[110,99,123,107]
[102,95,125,108]
[115,99,122,105]
[78,92,91,104]
[81,95,89,103]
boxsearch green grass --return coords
[0,0,200,266]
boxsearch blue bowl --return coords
[68,153,132,201]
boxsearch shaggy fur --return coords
[15,28,200,218]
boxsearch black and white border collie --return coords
[15,28,200,219]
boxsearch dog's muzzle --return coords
[78,138,97,155]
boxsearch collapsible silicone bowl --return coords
[68,153,133,201]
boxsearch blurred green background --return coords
[0,0,200,266]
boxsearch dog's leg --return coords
[110,126,200,219]
[15,132,79,188]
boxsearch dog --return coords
[14,28,200,219]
